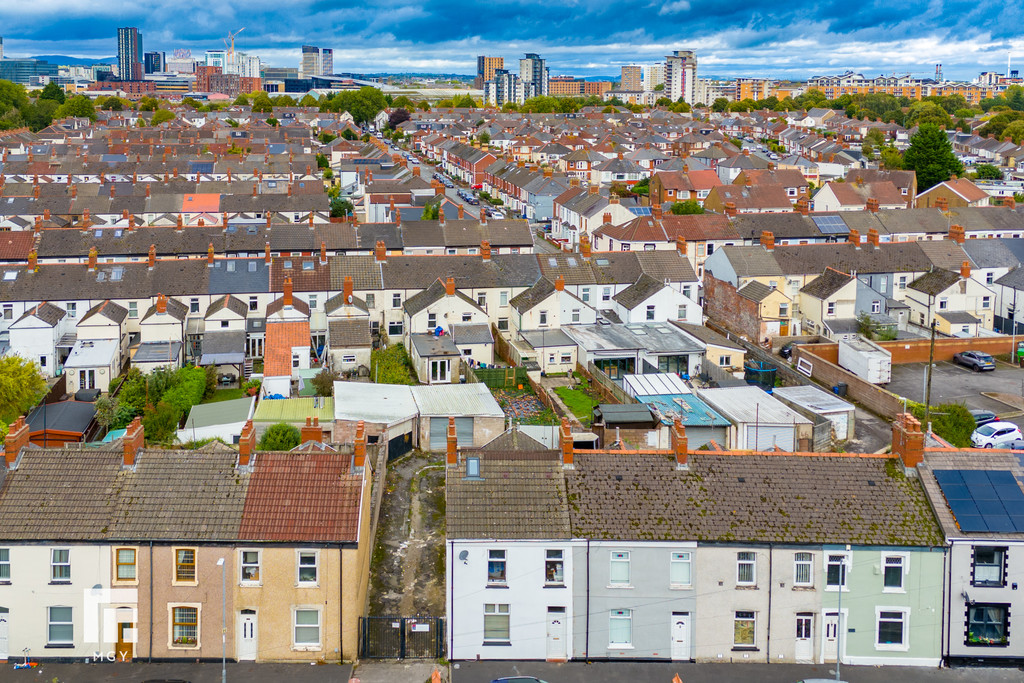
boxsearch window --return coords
[241,550,260,583]
[51,549,70,582]
[342,354,356,363]
[488,550,507,584]
[175,548,196,582]
[190,298,199,313]
[40,355,47,368]
[646,305,656,321]
[128,301,138,318]
[67,302,77,318]
[883,555,905,591]
[388,321,403,336]
[794,552,813,587]
[683,286,692,300]
[392,293,402,308]
[294,608,321,648]
[734,611,756,647]
[967,604,1008,646]
[560,353,572,364]
[826,302,836,316]
[678,304,688,320]
[670,551,692,587]
[581,287,590,303]
[737,552,756,586]
[497,318,509,331]
[973,547,1006,587]
[539,310,548,326]
[477,293,486,308]
[427,313,437,329]
[609,609,632,646]
[249,296,258,311]
[298,551,318,585]
[308,295,318,310]
[172,606,198,647]
[461,312,472,322]
[292,353,301,368]
[484,604,510,642]
[872,300,881,313]
[938,297,948,310]
[982,296,991,310]
[609,551,630,586]
[116,548,136,581]
[364,293,375,309]
[881,276,888,290]
[602,287,611,302]
[545,549,564,585]
[621,242,631,251]
[571,308,580,323]
[0,548,8,581]
[779,303,789,317]
[876,609,908,650]
[48,606,73,645]
[826,553,847,589]
[500,291,509,306]
[2,305,11,320]
[986,272,995,285]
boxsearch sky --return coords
[1,0,1022,82]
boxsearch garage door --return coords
[745,424,794,451]
[428,417,475,450]
[828,414,848,441]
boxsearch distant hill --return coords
[28,55,116,66]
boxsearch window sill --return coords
[882,588,906,594]
[0,580,10,585]
[972,582,1005,589]
[965,640,1009,648]
[543,584,566,589]
[45,644,75,649]
[731,646,759,652]
[486,583,509,589]
[609,644,634,649]
[736,584,758,590]
[240,582,262,588]
[172,581,198,587]
[49,581,71,585]
[296,583,320,589]
[113,579,139,586]
[875,645,909,652]
[292,645,322,651]
[606,585,633,589]
[792,585,815,591]
[482,641,512,647]
[169,644,200,650]
[669,585,693,591]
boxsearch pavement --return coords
[844,407,891,453]
[887,359,1024,414]
[4,661,352,683]
[352,660,446,683]
[451,660,1024,683]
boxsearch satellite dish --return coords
[458,550,469,562]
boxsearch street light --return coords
[216,557,226,683]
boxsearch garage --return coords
[428,416,474,450]
[744,424,795,451]
[696,385,814,452]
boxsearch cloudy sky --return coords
[1,0,1022,81]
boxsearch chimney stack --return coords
[156,293,167,314]
[320,241,327,265]
[207,243,215,266]
[891,412,924,471]
[934,196,949,212]
[867,228,880,247]
[676,236,687,255]
[580,233,592,258]
[603,212,612,225]
[123,416,144,468]
[300,417,322,444]
[283,276,293,307]
[481,240,491,261]
[796,196,809,216]
[948,224,965,244]
[445,277,455,296]
[354,420,366,470]
[672,418,688,469]
[375,240,387,262]
[87,247,98,272]
[554,275,565,291]
[238,420,255,466]
[760,230,775,251]
[961,260,971,280]
[446,416,458,466]
[265,242,271,264]
[343,276,354,303]
[4,416,30,468]
[866,197,879,213]
[724,201,737,218]
[560,417,574,468]
[458,204,465,219]
[439,207,446,225]
[588,185,598,195]
[27,250,37,271]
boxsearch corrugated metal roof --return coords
[623,373,691,397]
[182,396,255,430]
[695,386,812,425]
[412,383,504,418]
[253,396,335,423]
[332,381,417,425]
[773,385,855,415]
[638,394,731,427]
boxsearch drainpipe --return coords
[766,544,773,663]
[449,541,455,660]
[340,543,344,661]
[943,542,951,666]
[149,541,154,662]
[585,539,591,662]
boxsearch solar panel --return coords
[811,215,849,234]
[630,207,653,216]
[189,161,214,174]
[934,469,1024,533]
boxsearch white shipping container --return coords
[838,337,892,384]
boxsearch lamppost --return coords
[216,557,226,683]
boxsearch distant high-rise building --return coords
[117,27,143,81]
[665,49,697,103]
[519,53,548,99]
[620,65,643,91]
[300,45,332,78]
[320,48,333,76]
[144,51,165,74]
[643,64,665,91]
[485,68,521,107]
[475,55,503,89]
[0,36,4,61]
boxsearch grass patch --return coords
[553,386,598,426]
[201,388,246,403]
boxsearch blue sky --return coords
[1,1,1022,81]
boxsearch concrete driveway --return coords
[887,359,1024,414]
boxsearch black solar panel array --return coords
[933,469,1024,533]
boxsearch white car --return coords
[972,423,1023,448]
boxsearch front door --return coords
[821,611,839,663]
[80,369,96,390]
[795,613,813,663]
[780,320,789,336]
[0,607,8,661]
[115,622,133,661]
[430,359,449,383]
[238,610,258,661]
[670,612,690,661]
[545,607,566,660]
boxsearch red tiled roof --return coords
[686,170,723,190]
[944,178,989,203]
[239,450,363,542]
[0,231,35,260]
[661,213,739,241]
[264,320,310,378]
[181,193,221,213]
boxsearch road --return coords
[444,187,480,219]
[887,359,1024,415]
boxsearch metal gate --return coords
[427,417,473,450]
[359,616,445,659]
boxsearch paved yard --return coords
[887,359,1024,415]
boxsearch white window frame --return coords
[66,302,77,318]
[545,549,565,586]
[875,606,910,651]
[297,550,319,586]
[47,605,74,646]
[51,548,71,583]
[293,607,322,650]
[487,549,507,585]
[646,305,656,320]
[882,552,908,593]
[608,609,633,647]
[826,302,836,316]
[982,296,991,310]
[240,549,261,585]
[825,551,850,591]
[718,355,731,367]
[670,551,692,588]
[793,552,813,587]
[737,551,757,586]
[500,291,509,307]
[483,603,510,643]
[392,293,402,308]
[733,610,756,648]
[609,550,631,587]
[972,547,1006,587]
[0,547,9,582]
[128,301,138,318]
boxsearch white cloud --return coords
[658,1,690,16]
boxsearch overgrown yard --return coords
[492,387,559,425]
[201,387,246,403]
[553,385,599,426]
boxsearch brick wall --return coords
[876,336,1015,363]
[794,346,903,417]
[704,273,763,341]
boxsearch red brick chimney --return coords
[848,228,860,246]
[253,182,258,197]
[1004,197,1016,210]
[588,185,598,195]
[283,276,293,307]
[652,203,663,220]
[961,260,971,280]
[439,207,446,225]
[4,416,29,468]
[343,275,354,303]
[375,240,387,262]
[123,416,144,468]
[867,228,880,247]
[43,208,50,220]
[580,233,592,258]
[948,224,965,244]
[724,201,737,218]
[33,185,39,199]
[603,212,612,225]
[71,184,77,199]
[145,184,151,198]
[458,204,465,219]
[87,247,98,272]
[672,418,688,469]
[866,198,879,213]
[27,250,37,271]
[156,293,167,314]
[554,275,565,291]
[560,417,574,468]
[265,242,271,264]
[110,184,115,199]
[207,243,215,266]
[935,196,948,212]
[320,241,327,265]
[354,420,366,469]
[891,412,924,470]
[676,236,687,255]
[481,240,491,261]
[796,196,809,216]
[34,215,41,232]
[446,416,458,466]
[445,277,455,296]
[480,209,487,226]
[300,417,322,444]
[238,419,255,466]
[760,231,775,251]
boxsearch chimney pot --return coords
[961,260,971,280]
[446,416,458,466]
[867,228,880,247]
[848,228,860,246]
[560,417,574,468]
[445,277,455,296]
[354,420,366,469]
[760,230,775,251]
[123,417,144,468]
[603,212,612,225]
[300,416,322,444]
[481,240,491,261]
[555,275,565,291]
[238,420,255,465]
[866,197,880,213]
[375,240,387,262]
[5,416,30,468]
[672,418,688,468]
[580,233,592,259]
[891,413,924,471]
[283,276,293,308]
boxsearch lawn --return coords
[202,388,247,404]
[553,386,598,426]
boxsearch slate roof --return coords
[205,293,249,318]
[566,452,943,544]
[612,273,664,309]
[141,297,189,322]
[328,318,372,349]
[771,242,933,276]
[737,280,773,302]
[800,267,854,299]
[239,450,363,542]
[15,301,66,326]
[510,278,555,313]
[446,451,572,540]
[908,268,961,296]
[714,245,783,278]
[81,299,129,324]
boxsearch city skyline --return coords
[0,1,1022,81]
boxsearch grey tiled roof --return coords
[908,268,960,296]
[612,273,664,309]
[800,268,854,299]
[510,278,555,313]
[15,301,66,326]
[328,318,372,349]
[737,280,773,302]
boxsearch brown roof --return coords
[328,318,372,349]
[0,231,35,261]
[826,180,906,207]
[239,450,364,542]
[264,320,310,377]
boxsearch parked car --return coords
[471,183,483,190]
[970,409,1000,427]
[953,350,996,372]
[972,422,1023,448]
[491,678,549,683]
[992,438,1024,451]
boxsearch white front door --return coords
[0,607,8,660]
[795,613,813,663]
[821,611,839,663]
[237,610,257,661]
[430,359,449,383]
[670,612,690,660]
[545,607,566,660]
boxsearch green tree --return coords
[711,97,729,113]
[670,199,705,215]
[311,368,341,397]
[653,83,665,91]
[39,81,65,104]
[340,128,357,140]
[974,164,1003,180]
[479,131,491,145]
[101,97,125,111]
[160,366,206,415]
[250,92,273,113]
[266,116,280,127]
[903,123,963,190]
[273,95,296,107]
[137,96,159,111]
[1004,120,1024,144]
[54,95,96,121]
[0,355,47,424]
[454,94,476,108]
[232,93,250,106]
[864,128,886,147]
[979,112,1024,141]
[298,94,319,107]
[421,203,440,220]
[392,95,415,109]
[151,109,175,125]
[906,101,951,128]
[181,97,203,109]
[631,176,650,196]
[330,197,354,218]
[370,344,416,385]
[94,395,119,429]
[258,422,301,450]
[142,401,181,444]
[861,141,874,158]
[880,145,904,170]
[22,98,58,130]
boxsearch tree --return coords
[903,123,963,191]
[330,197,354,218]
[974,164,1003,180]
[631,176,650,196]
[454,94,476,108]
[142,401,181,444]
[0,355,47,424]
[388,107,411,129]
[298,94,319,107]
[137,96,159,111]
[711,98,730,113]
[392,95,414,109]
[479,131,491,145]
[39,81,65,104]
[860,142,874,158]
[370,344,416,385]
[232,93,250,106]
[653,83,665,91]
[340,128,357,140]
[250,92,273,113]
[311,368,341,397]
[906,101,950,128]
[54,95,96,121]
[421,203,440,220]
[101,97,125,111]
[151,109,175,125]
[266,116,280,127]
[670,200,705,215]
[1004,120,1024,144]
[94,395,119,429]
[880,146,904,170]
[864,128,886,147]
[258,422,301,450]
